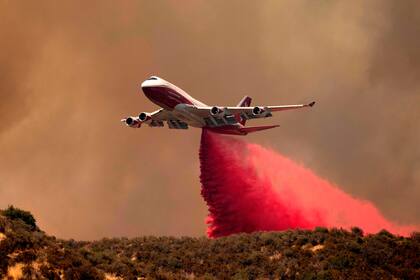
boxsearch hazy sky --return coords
[1,0,419,239]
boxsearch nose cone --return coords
[141,80,152,88]
[141,76,162,88]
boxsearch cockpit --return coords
[147,76,158,81]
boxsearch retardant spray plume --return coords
[200,129,417,238]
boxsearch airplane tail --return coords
[240,124,279,134]
[236,96,252,125]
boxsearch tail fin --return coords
[236,96,252,125]
[240,125,279,134]
[237,95,252,107]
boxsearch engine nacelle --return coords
[138,112,152,122]
[210,106,227,117]
[252,106,270,117]
[252,106,265,115]
[124,116,140,127]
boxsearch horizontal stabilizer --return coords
[240,125,280,134]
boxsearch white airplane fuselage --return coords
[141,77,239,130]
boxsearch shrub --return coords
[2,206,37,230]
[410,232,420,242]
[351,227,364,236]
[378,229,394,238]
[315,227,329,234]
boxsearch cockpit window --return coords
[148,77,158,80]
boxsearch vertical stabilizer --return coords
[237,96,252,107]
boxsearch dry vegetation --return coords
[0,206,418,279]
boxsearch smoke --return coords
[200,129,417,237]
[0,1,419,239]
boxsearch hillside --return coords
[0,206,418,279]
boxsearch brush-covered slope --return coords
[0,206,418,279]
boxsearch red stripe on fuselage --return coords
[143,86,193,110]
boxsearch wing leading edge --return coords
[189,101,315,119]
[225,101,315,114]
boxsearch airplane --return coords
[121,76,315,135]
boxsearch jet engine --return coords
[252,106,270,117]
[252,106,265,115]
[138,112,152,122]
[124,117,141,127]
[210,106,227,117]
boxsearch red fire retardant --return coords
[199,129,416,238]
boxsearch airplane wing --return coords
[147,109,173,121]
[175,101,314,128]
[123,101,315,129]
[185,101,315,120]
[226,102,315,114]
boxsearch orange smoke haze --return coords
[0,1,419,239]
